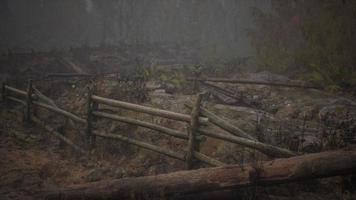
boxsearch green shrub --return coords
[250,1,356,93]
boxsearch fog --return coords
[1,1,356,199]
[0,0,271,59]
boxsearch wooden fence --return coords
[1,80,296,170]
[187,77,321,89]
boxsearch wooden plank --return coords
[32,116,86,154]
[32,101,86,124]
[186,93,203,169]
[93,131,185,161]
[44,149,356,200]
[187,77,320,89]
[92,111,188,140]
[92,95,208,124]
[199,128,296,158]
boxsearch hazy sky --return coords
[0,0,271,58]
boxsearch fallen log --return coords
[44,149,356,200]
[187,78,320,89]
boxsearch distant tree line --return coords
[250,0,356,93]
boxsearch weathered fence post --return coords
[26,79,33,122]
[193,78,198,93]
[193,65,202,93]
[85,85,94,150]
[186,93,203,169]
[91,81,98,148]
[2,82,6,103]
[58,121,67,149]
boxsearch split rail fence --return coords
[1,80,296,169]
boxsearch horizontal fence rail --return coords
[46,73,94,78]
[2,83,87,155]
[33,87,58,108]
[193,152,226,167]
[1,81,297,170]
[33,101,87,124]
[93,111,188,140]
[5,85,27,96]
[185,103,254,140]
[198,128,296,158]
[187,77,320,89]
[93,131,186,161]
[6,96,26,105]
[92,95,209,124]
[32,115,86,154]
[91,93,224,167]
[185,103,296,158]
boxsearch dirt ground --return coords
[0,105,87,199]
[1,94,355,200]
[0,101,186,200]
[1,71,356,199]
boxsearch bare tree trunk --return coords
[44,149,356,200]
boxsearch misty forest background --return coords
[0,0,355,94]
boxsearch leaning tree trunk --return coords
[44,149,356,200]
